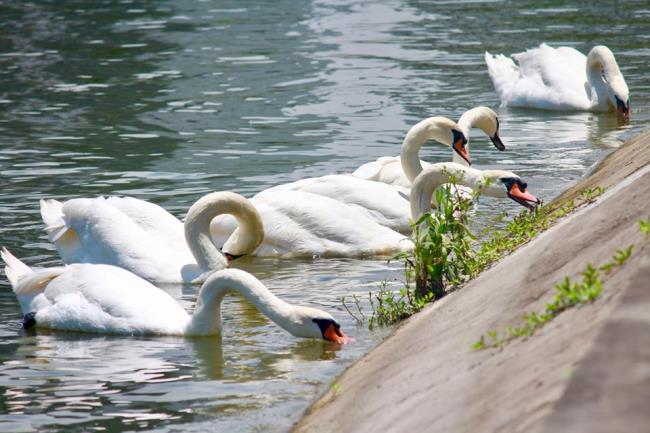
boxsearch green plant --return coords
[473,245,632,350]
[600,245,633,274]
[341,293,366,326]
[393,173,478,300]
[639,218,650,235]
[345,185,607,330]
[580,186,604,203]
[367,285,433,329]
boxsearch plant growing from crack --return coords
[473,243,634,350]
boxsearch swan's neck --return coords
[409,162,483,221]
[586,47,623,108]
[400,117,453,183]
[586,58,608,107]
[219,198,264,256]
[184,192,243,272]
[186,270,294,336]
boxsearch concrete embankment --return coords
[293,129,650,433]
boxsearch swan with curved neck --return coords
[410,162,540,222]
[40,191,264,283]
[352,108,504,188]
[262,112,506,234]
[2,248,348,342]
[485,44,630,118]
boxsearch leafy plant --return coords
[344,184,608,330]
[393,179,478,299]
[580,186,604,203]
[473,245,633,351]
[367,285,433,329]
[600,245,633,274]
[639,218,650,235]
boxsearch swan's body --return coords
[210,189,410,257]
[351,108,504,190]
[263,175,412,233]
[40,192,264,283]
[485,44,630,117]
[2,248,348,342]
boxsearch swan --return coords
[1,248,349,342]
[210,189,410,257]
[263,116,474,233]
[40,192,264,283]
[210,162,540,257]
[485,44,630,117]
[409,162,540,224]
[351,108,505,189]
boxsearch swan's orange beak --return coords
[453,135,471,166]
[324,323,351,344]
[508,183,540,210]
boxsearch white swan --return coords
[264,116,475,233]
[210,162,540,257]
[485,44,630,117]
[351,108,505,189]
[210,189,410,257]
[409,162,540,224]
[40,192,264,283]
[1,248,349,342]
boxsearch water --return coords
[0,0,648,431]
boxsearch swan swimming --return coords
[40,192,264,283]
[409,162,540,225]
[211,162,539,257]
[351,108,505,189]
[2,248,349,342]
[485,44,630,117]
[262,116,470,233]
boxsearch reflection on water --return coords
[0,0,648,432]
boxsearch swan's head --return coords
[589,46,630,119]
[458,106,506,151]
[479,171,540,210]
[289,308,350,344]
[422,116,471,165]
[613,91,630,119]
[451,128,470,166]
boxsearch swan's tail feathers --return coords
[40,199,70,242]
[1,247,33,288]
[484,51,520,105]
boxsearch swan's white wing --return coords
[210,189,409,257]
[265,174,412,233]
[351,156,415,188]
[104,196,185,249]
[51,198,195,282]
[34,264,190,335]
[486,44,591,110]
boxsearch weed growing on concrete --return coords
[343,175,477,327]
[473,246,631,351]
[639,218,650,235]
[580,186,604,203]
[345,184,607,329]
[394,176,478,299]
